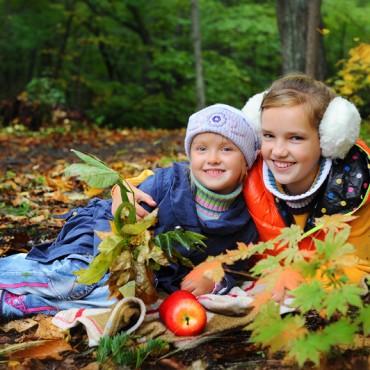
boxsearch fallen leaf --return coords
[84,187,104,198]
[80,362,100,370]
[29,214,46,223]
[2,318,38,333]
[34,316,67,340]
[9,339,73,360]
[44,190,70,203]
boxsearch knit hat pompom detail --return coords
[184,104,259,169]
[319,97,361,159]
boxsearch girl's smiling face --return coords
[261,104,321,195]
[190,132,247,194]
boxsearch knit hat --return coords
[184,104,259,168]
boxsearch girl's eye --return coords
[290,135,304,141]
[262,133,274,139]
[196,146,207,151]
[221,146,234,152]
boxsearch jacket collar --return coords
[170,162,250,234]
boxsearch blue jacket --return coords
[27,162,258,292]
[138,162,258,292]
[27,198,112,263]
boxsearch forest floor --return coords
[0,126,369,370]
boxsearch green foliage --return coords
[25,77,65,107]
[0,201,33,217]
[208,214,369,367]
[64,149,120,189]
[323,0,370,75]
[0,0,281,128]
[155,229,207,268]
[65,150,206,304]
[97,332,167,368]
[2,0,370,128]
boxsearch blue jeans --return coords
[0,253,116,318]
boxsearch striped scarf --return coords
[191,173,242,221]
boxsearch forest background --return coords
[0,0,370,136]
[0,1,370,367]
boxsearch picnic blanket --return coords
[52,282,294,347]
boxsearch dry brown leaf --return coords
[9,339,73,360]
[44,190,70,203]
[159,357,187,369]
[2,318,38,333]
[29,214,46,224]
[46,176,74,192]
[84,187,104,198]
[6,360,21,370]
[80,362,100,370]
[34,316,67,340]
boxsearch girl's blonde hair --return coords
[261,74,336,129]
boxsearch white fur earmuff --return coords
[319,97,361,159]
[241,92,265,136]
[242,93,361,159]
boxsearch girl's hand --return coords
[180,260,221,296]
[180,274,215,296]
[111,183,157,218]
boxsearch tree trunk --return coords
[191,0,206,110]
[53,0,75,79]
[305,0,322,78]
[276,0,326,79]
[276,0,308,74]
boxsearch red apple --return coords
[159,290,207,336]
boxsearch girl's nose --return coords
[207,150,221,163]
[272,140,288,157]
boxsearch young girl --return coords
[241,73,369,284]
[0,104,259,318]
[113,104,259,295]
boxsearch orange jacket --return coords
[243,141,370,283]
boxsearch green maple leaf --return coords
[323,285,363,318]
[250,255,280,276]
[288,333,322,367]
[291,280,326,313]
[275,224,304,250]
[321,319,357,346]
[275,244,301,265]
[247,301,281,342]
[296,259,321,279]
[244,240,276,257]
[314,229,353,262]
[357,305,370,336]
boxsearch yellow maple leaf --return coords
[314,214,357,233]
